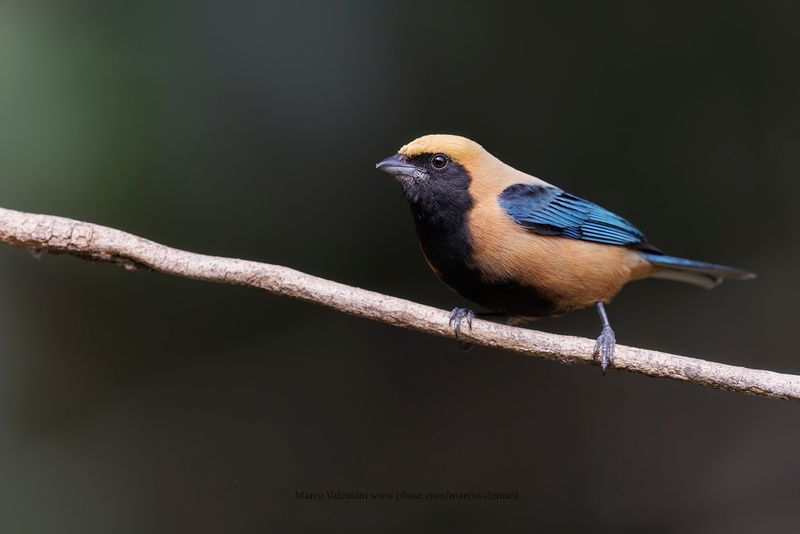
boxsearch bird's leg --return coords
[449,307,475,351]
[593,301,616,376]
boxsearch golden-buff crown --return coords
[398,134,487,167]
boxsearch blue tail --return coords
[641,253,756,289]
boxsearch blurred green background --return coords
[1,1,798,532]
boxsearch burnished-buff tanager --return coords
[376,134,754,373]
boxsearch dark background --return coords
[1,1,798,532]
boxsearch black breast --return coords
[405,160,556,317]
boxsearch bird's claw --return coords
[593,325,616,376]
[449,307,475,351]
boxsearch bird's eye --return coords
[430,153,449,170]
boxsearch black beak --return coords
[375,154,419,179]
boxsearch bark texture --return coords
[1,206,795,401]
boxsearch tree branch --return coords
[0,206,794,401]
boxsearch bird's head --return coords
[375,134,493,203]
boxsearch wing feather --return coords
[498,183,658,251]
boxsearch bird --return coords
[376,134,755,374]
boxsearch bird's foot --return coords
[593,325,616,376]
[449,307,475,351]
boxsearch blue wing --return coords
[498,183,659,251]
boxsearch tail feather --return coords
[641,253,756,289]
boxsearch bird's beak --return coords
[375,154,419,180]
